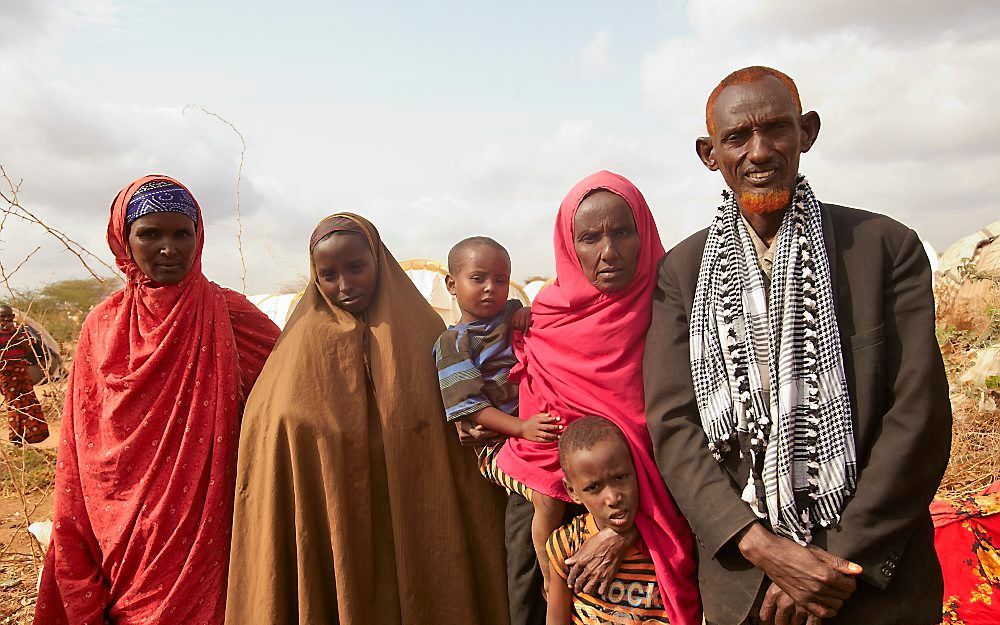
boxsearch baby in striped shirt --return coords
[547,416,670,625]
[433,236,562,492]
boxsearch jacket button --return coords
[881,565,893,577]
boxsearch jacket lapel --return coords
[821,202,839,309]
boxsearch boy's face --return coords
[562,438,638,534]
[446,245,511,322]
[313,233,378,315]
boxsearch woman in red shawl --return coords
[34,175,280,625]
[0,305,49,444]
[496,170,701,625]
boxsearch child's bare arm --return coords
[467,407,561,441]
[465,406,525,437]
[545,568,572,625]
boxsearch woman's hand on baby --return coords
[511,306,532,332]
[518,413,562,442]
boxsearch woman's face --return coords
[127,212,198,285]
[573,191,640,293]
[313,233,378,315]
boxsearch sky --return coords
[1,0,998,294]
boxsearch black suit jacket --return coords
[644,204,952,625]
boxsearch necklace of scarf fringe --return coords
[689,176,857,544]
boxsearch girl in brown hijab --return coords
[225,214,509,625]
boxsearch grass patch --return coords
[0,445,56,498]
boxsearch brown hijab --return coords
[225,213,509,625]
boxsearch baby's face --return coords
[447,245,511,322]
[563,439,638,534]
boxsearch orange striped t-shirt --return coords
[546,513,669,624]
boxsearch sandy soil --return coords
[1,428,57,624]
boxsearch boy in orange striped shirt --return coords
[546,416,669,624]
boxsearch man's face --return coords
[698,76,819,214]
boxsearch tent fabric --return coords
[522,278,554,303]
[935,222,1000,320]
[245,293,301,329]
[937,221,1000,288]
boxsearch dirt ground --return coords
[0,420,58,625]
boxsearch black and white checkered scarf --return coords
[690,175,857,544]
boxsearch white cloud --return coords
[640,0,1000,251]
[580,30,612,77]
[2,0,997,298]
[0,61,313,293]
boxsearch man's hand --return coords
[759,583,812,625]
[738,523,861,619]
[511,306,532,332]
[453,420,504,446]
[517,412,562,443]
[565,526,636,595]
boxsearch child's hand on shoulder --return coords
[511,306,532,332]
[518,412,562,443]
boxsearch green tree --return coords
[7,277,118,343]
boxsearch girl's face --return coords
[312,233,378,315]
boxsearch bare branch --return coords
[183,105,249,293]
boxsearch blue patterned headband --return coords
[125,180,199,227]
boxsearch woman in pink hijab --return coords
[496,170,700,625]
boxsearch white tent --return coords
[522,277,554,303]
[246,293,302,329]
[935,220,1000,319]
[937,221,1000,289]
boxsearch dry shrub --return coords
[935,275,1000,501]
[937,392,1000,500]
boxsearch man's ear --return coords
[799,111,821,153]
[696,136,718,171]
[445,274,457,296]
[563,477,583,505]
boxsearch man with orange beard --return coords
[643,66,952,625]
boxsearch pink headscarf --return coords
[496,170,700,625]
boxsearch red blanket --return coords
[932,482,1000,625]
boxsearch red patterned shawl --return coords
[34,175,279,625]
